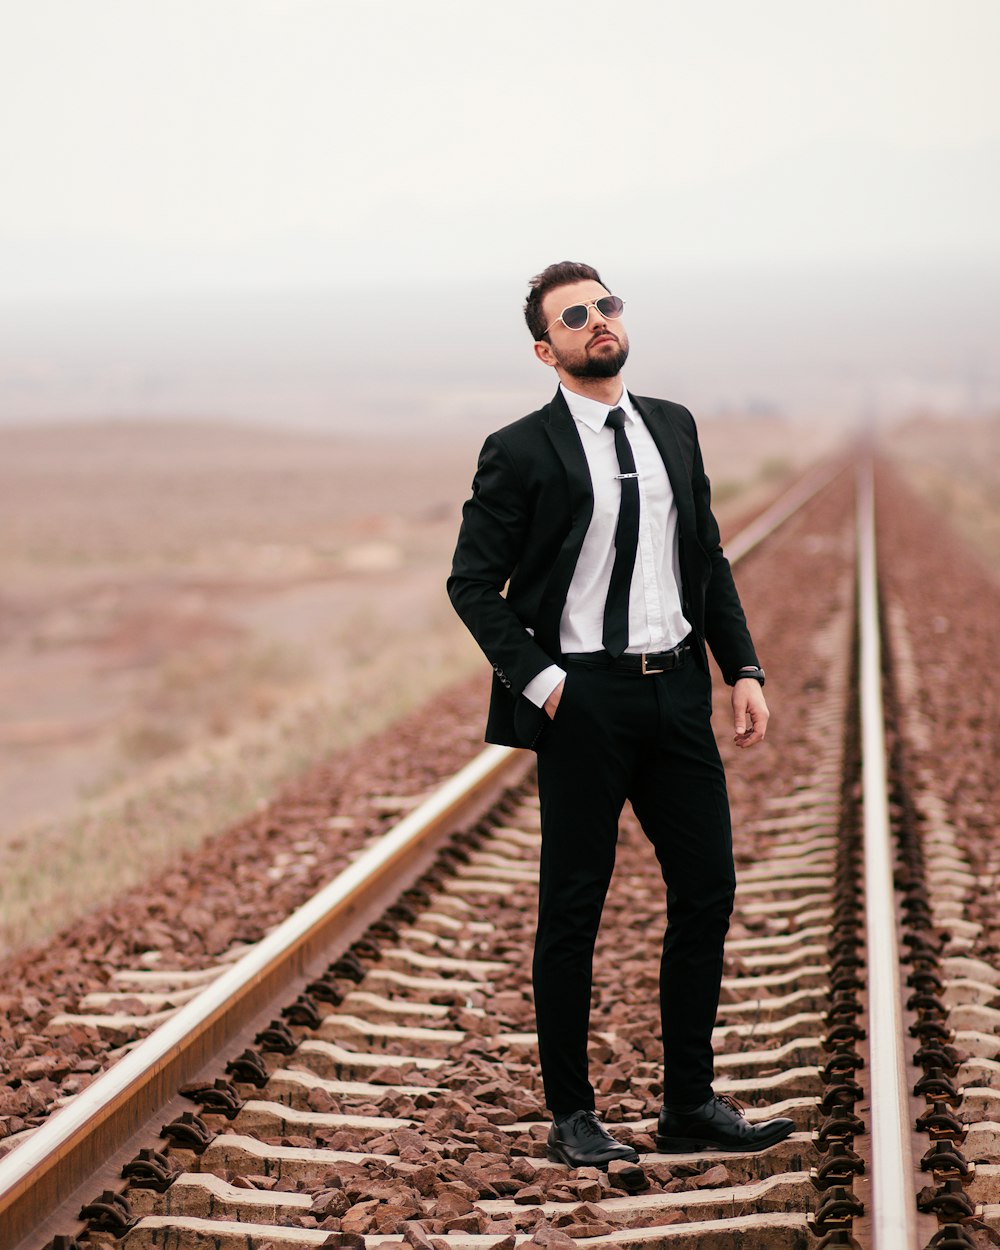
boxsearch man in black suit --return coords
[448,261,793,1167]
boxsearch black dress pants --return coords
[532,657,736,1117]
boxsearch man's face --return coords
[535,279,630,380]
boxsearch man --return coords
[447,261,793,1168]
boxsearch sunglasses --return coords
[545,295,625,334]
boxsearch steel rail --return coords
[856,457,920,1247]
[0,457,846,1249]
[724,457,847,563]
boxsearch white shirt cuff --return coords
[523,664,567,708]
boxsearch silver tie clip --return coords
[615,472,639,479]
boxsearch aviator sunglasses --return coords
[545,295,625,334]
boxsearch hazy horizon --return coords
[2,258,997,435]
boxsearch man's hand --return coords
[732,678,769,747]
[544,679,565,720]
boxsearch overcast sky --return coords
[4,0,999,301]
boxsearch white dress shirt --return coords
[523,382,691,708]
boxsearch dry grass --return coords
[112,640,315,771]
[0,615,480,954]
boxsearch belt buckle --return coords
[641,653,665,675]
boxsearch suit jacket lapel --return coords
[631,394,696,539]
[537,389,593,650]
[543,387,593,507]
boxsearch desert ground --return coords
[0,411,992,953]
[881,415,1000,575]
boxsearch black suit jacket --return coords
[447,388,759,748]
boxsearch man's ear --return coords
[533,338,557,368]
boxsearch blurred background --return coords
[1,1,998,949]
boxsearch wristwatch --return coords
[734,666,766,687]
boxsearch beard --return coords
[554,333,630,379]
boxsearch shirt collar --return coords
[559,381,638,434]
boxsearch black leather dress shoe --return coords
[546,1109,640,1168]
[656,1094,794,1153]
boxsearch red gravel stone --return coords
[514,1184,546,1205]
[526,1226,577,1248]
[311,1189,351,1217]
[399,1221,436,1250]
[693,1163,733,1188]
[341,1198,381,1233]
[561,1221,617,1238]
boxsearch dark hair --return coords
[524,260,608,341]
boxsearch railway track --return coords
[2,458,998,1250]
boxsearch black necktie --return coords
[602,407,639,657]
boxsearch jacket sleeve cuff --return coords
[522,664,567,708]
